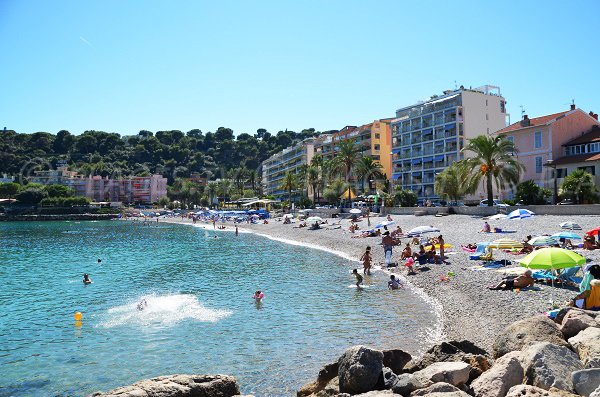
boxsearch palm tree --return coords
[434,163,464,204]
[279,171,298,210]
[246,169,257,195]
[458,135,524,206]
[355,156,384,194]
[331,139,360,202]
[306,165,320,203]
[297,164,309,198]
[561,169,597,204]
[206,181,218,206]
[216,179,233,208]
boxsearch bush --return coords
[298,195,312,208]
[515,180,551,205]
[393,189,418,207]
[39,196,90,207]
[16,188,48,205]
[45,184,75,198]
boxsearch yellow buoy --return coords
[74,312,83,321]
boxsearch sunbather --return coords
[482,221,491,233]
[488,270,535,290]
[570,279,600,310]
[401,243,412,260]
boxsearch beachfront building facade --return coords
[391,85,508,202]
[261,138,316,200]
[496,105,600,198]
[30,166,167,204]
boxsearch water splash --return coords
[98,293,232,328]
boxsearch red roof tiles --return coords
[497,111,570,134]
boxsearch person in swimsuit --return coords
[253,290,264,301]
[488,270,535,290]
[352,269,364,288]
[388,275,401,290]
[360,246,372,275]
[83,274,92,284]
[137,299,148,311]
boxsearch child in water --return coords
[83,274,92,284]
[253,290,264,301]
[352,269,363,288]
[388,275,402,290]
[360,246,372,275]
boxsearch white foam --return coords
[98,293,232,328]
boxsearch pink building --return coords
[496,105,600,198]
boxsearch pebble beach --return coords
[159,212,600,352]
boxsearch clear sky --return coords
[1,0,599,136]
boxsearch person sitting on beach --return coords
[283,217,291,225]
[352,269,363,288]
[263,219,269,224]
[570,280,600,310]
[466,243,477,250]
[83,274,92,284]
[253,290,265,301]
[360,246,372,275]
[482,221,491,233]
[488,270,535,290]
[391,226,403,238]
[411,236,420,245]
[387,214,393,222]
[137,299,148,311]
[388,275,401,290]
[517,236,533,254]
[401,243,412,260]
[559,237,575,249]
[580,264,600,292]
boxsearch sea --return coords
[0,220,439,396]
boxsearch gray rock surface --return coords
[505,384,579,396]
[493,316,569,359]
[572,369,600,397]
[391,374,432,396]
[568,326,600,369]
[416,392,470,397]
[410,382,462,396]
[383,349,412,374]
[412,362,471,387]
[91,374,240,397]
[471,351,524,397]
[590,385,600,397]
[297,362,339,397]
[521,342,583,392]
[561,310,598,339]
[353,391,403,397]
[375,367,398,391]
[338,345,384,395]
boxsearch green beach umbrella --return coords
[518,247,585,270]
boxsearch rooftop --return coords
[562,125,600,146]
[497,110,570,134]
[553,152,600,166]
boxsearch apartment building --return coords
[261,138,316,199]
[552,123,600,189]
[496,105,600,197]
[391,85,508,201]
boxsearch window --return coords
[375,133,380,139]
[374,144,380,151]
[578,166,596,176]
[534,131,542,148]
[535,157,543,173]
[557,168,567,178]
[486,114,489,121]
[500,100,506,113]
[505,136,514,144]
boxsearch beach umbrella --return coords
[528,236,557,246]
[488,214,508,220]
[488,238,523,250]
[349,208,362,214]
[551,231,582,240]
[375,220,396,228]
[586,227,600,236]
[283,214,293,219]
[560,222,581,230]
[408,226,440,236]
[508,209,535,219]
[306,216,323,223]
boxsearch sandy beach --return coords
[153,212,600,352]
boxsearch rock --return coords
[521,342,583,392]
[591,385,600,397]
[572,368,600,397]
[561,310,598,339]
[416,393,470,397]
[92,374,240,397]
[547,387,581,396]
[353,391,403,397]
[405,340,490,381]
[555,308,599,325]
[493,316,569,359]
[338,345,384,395]
[471,351,524,397]
[383,349,412,374]
[391,373,432,396]
[314,377,339,397]
[506,384,577,396]
[412,362,471,387]
[375,367,398,391]
[298,362,339,397]
[410,382,462,396]
[568,327,600,369]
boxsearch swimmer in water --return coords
[83,274,92,284]
[97,258,102,264]
[253,290,264,301]
[388,275,401,290]
[137,299,148,311]
[352,269,363,288]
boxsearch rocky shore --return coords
[91,309,600,396]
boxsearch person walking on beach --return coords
[438,235,445,263]
[360,246,372,275]
[352,269,363,288]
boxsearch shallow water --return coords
[0,221,438,396]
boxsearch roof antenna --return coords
[520,105,525,117]
[454,80,457,90]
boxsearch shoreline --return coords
[145,213,598,352]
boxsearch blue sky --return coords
[1,0,599,136]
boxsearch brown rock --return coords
[493,316,569,359]
[297,362,339,397]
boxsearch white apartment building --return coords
[391,85,508,202]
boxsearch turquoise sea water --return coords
[0,221,438,396]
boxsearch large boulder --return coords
[412,362,471,387]
[572,369,600,397]
[390,373,432,396]
[91,374,240,397]
[298,362,339,397]
[383,349,412,374]
[414,392,470,397]
[410,382,463,396]
[405,340,490,381]
[353,391,403,397]
[493,316,569,359]
[506,385,579,396]
[521,342,583,392]
[591,385,600,397]
[338,345,384,395]
[561,310,598,339]
[555,308,599,325]
[471,351,524,397]
[568,327,600,369]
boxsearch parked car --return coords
[558,199,574,205]
[479,199,509,207]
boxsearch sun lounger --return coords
[532,266,581,285]
[469,242,490,260]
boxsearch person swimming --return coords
[83,274,92,284]
[253,290,264,301]
[137,299,148,311]
[388,274,401,290]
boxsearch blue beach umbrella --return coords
[375,220,395,228]
[508,209,535,219]
[551,231,582,240]
[528,236,557,246]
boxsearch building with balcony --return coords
[496,105,600,197]
[391,85,508,201]
[261,138,316,200]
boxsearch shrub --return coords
[515,180,551,205]
[393,188,418,207]
[16,188,48,205]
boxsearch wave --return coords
[98,293,232,328]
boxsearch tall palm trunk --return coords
[486,174,494,206]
